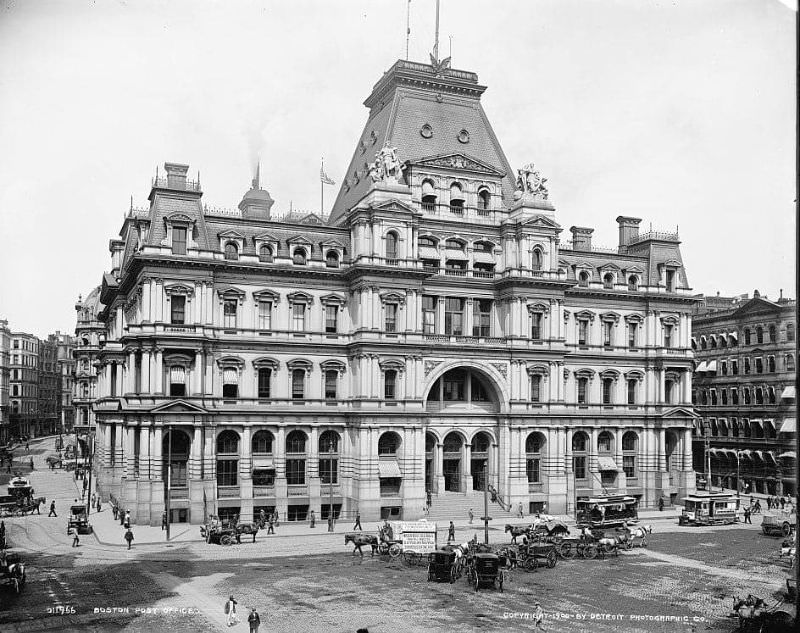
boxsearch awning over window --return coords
[252,459,275,469]
[781,386,796,400]
[445,249,468,260]
[473,251,495,264]
[728,331,738,341]
[762,452,777,463]
[418,246,439,260]
[695,361,708,372]
[223,368,238,384]
[706,360,718,373]
[597,456,620,471]
[378,460,402,478]
[778,451,796,459]
[779,418,796,434]
[169,366,185,383]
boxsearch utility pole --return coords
[482,460,490,544]
[85,434,94,516]
[165,426,172,540]
[735,449,740,504]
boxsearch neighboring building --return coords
[691,291,797,497]
[0,320,10,443]
[9,332,39,438]
[37,335,60,436]
[73,288,104,446]
[91,58,697,527]
[55,332,76,434]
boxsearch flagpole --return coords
[320,158,324,215]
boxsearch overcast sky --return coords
[0,0,795,338]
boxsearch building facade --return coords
[691,291,797,497]
[72,289,104,453]
[9,332,39,439]
[92,59,697,526]
[56,332,76,434]
[37,335,60,437]
[0,320,10,443]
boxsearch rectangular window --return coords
[444,298,464,336]
[577,378,588,404]
[258,301,272,330]
[170,295,186,324]
[531,375,541,402]
[286,459,306,485]
[627,379,637,404]
[578,320,588,345]
[384,370,397,400]
[324,370,338,400]
[172,226,187,255]
[216,460,238,486]
[292,370,305,399]
[385,303,398,333]
[721,361,728,376]
[319,458,338,484]
[292,303,306,331]
[252,469,275,486]
[732,360,738,375]
[222,368,238,398]
[664,324,673,348]
[423,295,437,334]
[530,312,542,340]
[573,456,587,479]
[744,358,750,374]
[325,305,338,333]
[755,358,763,374]
[603,321,613,346]
[628,322,638,348]
[473,299,492,337]
[526,458,541,483]
[602,379,613,404]
[223,299,237,328]
[257,368,271,398]
[665,269,675,292]
[623,455,635,479]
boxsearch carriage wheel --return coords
[220,534,233,546]
[449,566,457,584]
[499,574,504,593]
[602,542,615,553]
[782,523,792,537]
[389,544,402,559]
[547,550,558,568]
[523,557,536,572]
[582,544,598,560]
[473,571,479,592]
[559,542,576,559]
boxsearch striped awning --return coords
[779,418,796,434]
[762,452,777,463]
[696,361,708,372]
[378,460,402,478]
[473,251,495,264]
[779,451,796,460]
[706,360,718,373]
[597,456,620,471]
[418,246,439,260]
[169,366,185,383]
[781,386,796,400]
[223,368,238,384]
[728,331,738,341]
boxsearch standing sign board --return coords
[399,520,437,553]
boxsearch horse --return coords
[234,522,260,544]
[730,595,794,632]
[626,524,653,547]
[505,524,531,544]
[596,537,619,557]
[344,533,378,557]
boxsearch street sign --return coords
[400,520,437,553]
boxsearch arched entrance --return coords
[425,432,437,492]
[442,432,464,492]
[470,432,492,491]
[425,368,500,412]
[163,429,191,523]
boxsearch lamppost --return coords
[735,448,741,505]
[481,458,490,545]
[165,425,172,540]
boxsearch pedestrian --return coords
[124,527,134,549]
[162,511,167,531]
[25,442,29,452]
[224,595,238,627]
[120,509,126,526]
[327,516,334,532]
[780,497,786,509]
[72,531,80,548]
[353,512,362,531]
[96,498,101,513]
[248,607,260,633]
[91,492,96,508]
[310,510,316,528]
[48,500,57,517]
[532,601,545,630]
[267,515,275,535]
[754,499,761,514]
[274,510,279,527]
[0,520,6,545]
[426,489,432,508]
[112,505,119,520]
[447,521,455,543]
[658,497,664,512]
[124,512,131,528]
[468,508,474,524]
[743,506,751,524]
[517,502,524,518]
[29,457,34,471]
[259,509,266,528]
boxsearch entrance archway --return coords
[425,367,501,412]
[442,432,464,492]
[470,432,492,491]
[425,432,437,493]
[163,429,191,489]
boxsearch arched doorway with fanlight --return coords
[162,428,192,524]
[470,431,493,491]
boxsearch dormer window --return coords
[259,245,273,263]
[421,179,437,211]
[603,273,614,289]
[665,269,676,292]
[293,248,307,265]
[628,275,638,291]
[477,188,490,213]
[172,226,187,255]
[326,250,340,268]
[449,183,464,214]
[578,271,590,287]
[224,242,238,261]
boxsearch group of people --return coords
[223,595,261,631]
[257,509,281,534]
[766,496,794,511]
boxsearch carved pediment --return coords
[413,153,505,176]
[660,406,695,419]
[320,238,345,248]
[521,215,561,230]
[287,234,313,245]
[218,229,244,239]
[150,399,208,414]
[254,232,280,243]
[372,198,418,215]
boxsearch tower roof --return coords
[329,60,518,223]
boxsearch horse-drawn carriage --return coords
[200,515,259,545]
[427,549,460,583]
[0,550,26,594]
[468,552,506,592]
[67,505,93,535]
[1,478,45,518]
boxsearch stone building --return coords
[0,320,10,443]
[691,291,797,497]
[9,332,39,439]
[72,288,104,450]
[37,335,60,437]
[56,332,76,434]
[91,59,697,526]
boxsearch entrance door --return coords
[425,458,433,492]
[443,460,460,492]
[471,459,486,491]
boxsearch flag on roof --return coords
[320,164,335,186]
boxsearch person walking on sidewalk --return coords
[517,502,524,518]
[112,505,118,520]
[72,531,80,547]
[161,511,167,531]
[447,521,455,543]
[96,498,102,513]
[91,492,96,508]
[267,515,275,535]
[743,506,752,524]
[468,508,474,524]
[124,511,131,529]
[248,607,260,633]
[310,510,316,528]
[124,528,134,549]
[48,500,57,517]
[658,497,664,512]
[353,512,362,531]
[224,595,238,627]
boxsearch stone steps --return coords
[426,491,514,523]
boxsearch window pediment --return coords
[379,358,405,372]
[166,213,193,224]
[598,262,621,272]
[253,289,280,303]
[287,358,312,371]
[320,359,347,373]
[320,238,345,249]
[164,283,194,297]
[252,357,280,370]
[660,314,680,325]
[217,287,246,300]
[287,291,314,304]
[216,355,244,369]
[321,293,346,306]
[624,313,644,323]
[600,311,620,323]
[624,370,644,381]
[527,302,549,314]
[623,265,644,274]
[254,232,279,243]
[218,230,244,239]
[600,368,620,380]
[526,364,549,376]
[379,291,406,305]
[575,310,595,322]
[164,353,194,368]
[287,235,313,246]
[574,368,595,379]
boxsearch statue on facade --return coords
[369,142,406,184]
[515,163,549,200]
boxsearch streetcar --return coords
[678,491,739,526]
[575,495,639,529]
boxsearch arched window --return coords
[421,179,437,210]
[786,354,795,371]
[472,432,491,453]
[621,431,638,479]
[603,273,614,289]
[572,432,587,452]
[622,431,638,451]
[526,432,545,484]
[532,249,543,271]
[252,431,273,454]
[292,248,307,265]
[224,242,238,261]
[449,183,464,214]
[259,245,273,262]
[788,322,796,342]
[756,326,764,344]
[744,328,751,345]
[285,431,307,485]
[578,271,590,287]
[477,188,490,211]
[217,430,239,454]
[769,325,776,342]
[325,250,339,268]
[572,432,588,479]
[318,430,340,484]
[385,232,398,261]
[378,431,401,455]
[286,430,307,454]
[710,337,717,349]
[419,235,437,248]
[628,275,638,291]
[598,431,613,453]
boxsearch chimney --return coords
[616,216,641,248]
[569,226,594,251]
[164,162,189,189]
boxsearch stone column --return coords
[435,442,445,494]
[658,428,667,473]
[154,349,164,395]
[437,298,445,335]
[152,427,163,481]
[139,427,151,479]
